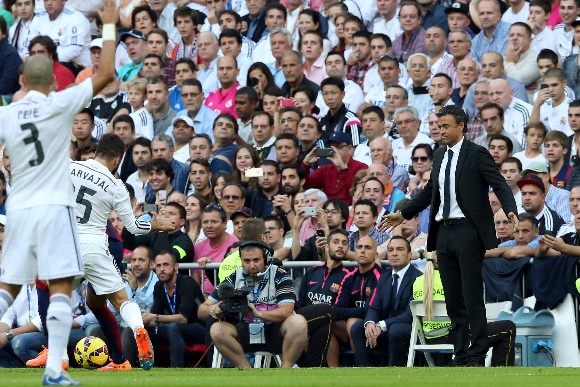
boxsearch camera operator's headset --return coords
[239,240,274,265]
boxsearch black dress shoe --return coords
[466,357,485,367]
[449,356,469,367]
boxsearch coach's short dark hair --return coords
[436,105,469,134]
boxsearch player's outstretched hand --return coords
[151,217,176,232]
[98,0,120,26]
[378,212,405,233]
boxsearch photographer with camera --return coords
[198,241,308,368]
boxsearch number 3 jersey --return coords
[70,159,151,248]
[0,79,94,211]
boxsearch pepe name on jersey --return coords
[18,108,40,120]
[70,168,110,192]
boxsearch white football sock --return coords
[45,294,73,377]
[119,301,144,332]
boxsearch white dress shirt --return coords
[436,137,467,221]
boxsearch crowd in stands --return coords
[1,0,580,368]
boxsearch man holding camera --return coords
[198,241,308,368]
[141,251,206,368]
[302,132,367,206]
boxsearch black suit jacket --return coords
[119,146,137,183]
[565,134,578,165]
[241,13,267,43]
[364,265,422,328]
[401,139,517,251]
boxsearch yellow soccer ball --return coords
[73,336,109,369]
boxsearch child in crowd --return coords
[513,121,548,170]
[545,130,574,188]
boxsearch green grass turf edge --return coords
[2,367,580,387]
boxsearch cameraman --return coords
[198,241,308,368]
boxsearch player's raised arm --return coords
[91,0,119,95]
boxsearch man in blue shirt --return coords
[471,0,511,62]
[175,79,218,143]
[484,213,541,259]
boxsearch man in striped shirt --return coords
[489,78,532,148]
[319,77,362,146]
[518,174,565,234]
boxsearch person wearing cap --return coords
[25,0,91,67]
[446,2,475,38]
[171,116,195,164]
[118,30,149,84]
[75,38,103,85]
[521,161,573,222]
[319,77,362,147]
[230,207,253,240]
[518,174,565,234]
[193,205,239,296]
[8,0,35,59]
[302,131,367,206]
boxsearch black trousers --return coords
[296,304,334,367]
[428,320,516,366]
[436,221,488,360]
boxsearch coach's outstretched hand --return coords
[507,212,519,230]
[378,212,405,233]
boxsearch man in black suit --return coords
[350,236,422,367]
[241,0,268,43]
[382,105,518,366]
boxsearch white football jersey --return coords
[0,79,93,211]
[70,159,151,247]
[26,6,92,67]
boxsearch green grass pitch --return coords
[2,367,580,386]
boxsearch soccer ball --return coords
[73,336,109,369]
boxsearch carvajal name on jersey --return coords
[70,168,110,192]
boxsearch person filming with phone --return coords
[302,132,367,206]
